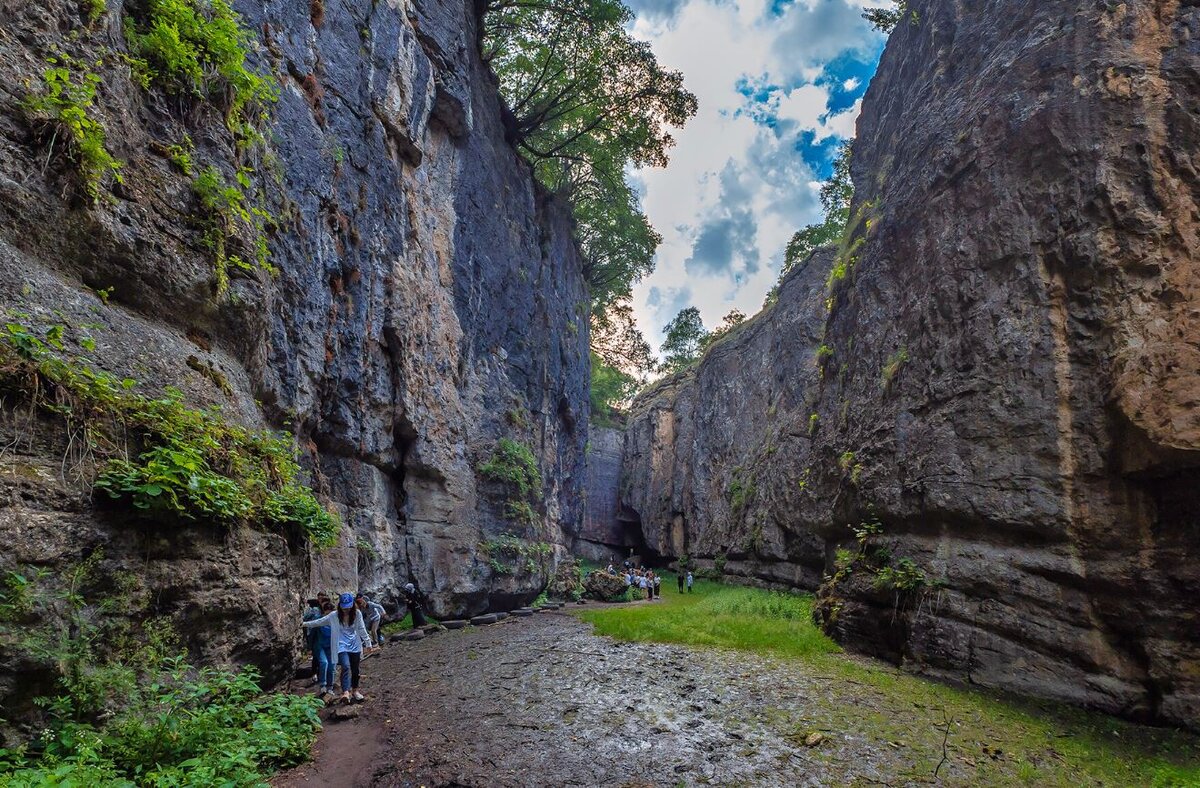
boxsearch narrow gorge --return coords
[617,0,1200,731]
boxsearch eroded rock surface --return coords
[0,0,587,724]
[621,0,1199,728]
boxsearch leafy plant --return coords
[727,469,755,516]
[24,62,123,202]
[881,346,909,388]
[481,534,552,575]
[83,0,106,23]
[0,321,339,548]
[479,438,544,528]
[192,165,273,294]
[863,1,919,33]
[123,0,277,138]
[165,134,194,174]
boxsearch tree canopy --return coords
[659,307,709,373]
[863,1,918,33]
[483,0,696,318]
[483,0,697,417]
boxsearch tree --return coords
[701,309,746,350]
[782,140,853,276]
[863,1,918,33]
[589,351,640,424]
[659,307,709,372]
[589,296,654,422]
[483,0,697,317]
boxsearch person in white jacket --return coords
[303,592,373,703]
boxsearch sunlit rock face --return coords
[621,0,1199,728]
[0,0,588,716]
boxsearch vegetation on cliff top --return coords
[0,322,339,547]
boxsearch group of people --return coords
[300,583,427,704]
[606,561,694,598]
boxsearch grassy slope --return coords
[576,578,1200,787]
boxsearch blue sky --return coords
[622,0,889,353]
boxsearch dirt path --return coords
[274,607,957,787]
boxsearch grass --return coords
[574,578,1200,786]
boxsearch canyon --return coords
[617,0,1200,730]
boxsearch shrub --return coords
[1,322,339,548]
[192,165,273,294]
[24,63,123,203]
[123,0,277,136]
[481,534,553,575]
[479,438,544,528]
[881,347,909,388]
[727,470,755,515]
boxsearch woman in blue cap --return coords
[303,592,374,703]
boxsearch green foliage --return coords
[24,62,124,203]
[123,0,277,136]
[863,1,919,33]
[780,141,852,278]
[479,438,542,500]
[727,468,755,515]
[483,0,696,320]
[873,556,925,593]
[699,309,746,352]
[808,413,819,435]
[165,134,194,174]
[659,306,709,372]
[192,165,274,295]
[880,346,909,388]
[0,561,321,786]
[481,534,553,575]
[589,350,639,425]
[0,322,339,548]
[815,344,834,366]
[838,451,855,473]
[355,537,380,560]
[84,0,107,23]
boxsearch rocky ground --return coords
[274,607,1106,788]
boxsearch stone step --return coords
[442,619,468,630]
[495,611,510,620]
[470,613,499,626]
[398,629,425,642]
[512,608,534,617]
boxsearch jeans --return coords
[315,648,335,690]
[337,650,362,692]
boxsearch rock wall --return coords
[621,0,1199,729]
[577,424,636,562]
[0,0,588,714]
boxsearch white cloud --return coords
[625,0,885,353]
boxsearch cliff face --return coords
[622,0,1199,728]
[0,0,588,712]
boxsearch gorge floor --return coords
[272,606,1199,787]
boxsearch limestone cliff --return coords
[621,0,1199,728]
[0,0,588,719]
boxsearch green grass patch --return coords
[574,580,1200,786]
[578,580,838,660]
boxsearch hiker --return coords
[654,573,662,598]
[313,599,336,697]
[677,572,684,593]
[624,570,633,588]
[638,572,649,599]
[303,597,322,685]
[357,593,386,648]
[302,592,373,703]
[686,571,694,593]
[402,582,428,627]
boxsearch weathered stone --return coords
[442,620,468,630]
[512,608,533,617]
[0,0,588,732]
[583,571,628,602]
[620,0,1200,730]
[470,614,499,626]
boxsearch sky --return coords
[623,0,890,353]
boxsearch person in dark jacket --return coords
[402,582,428,627]
[677,572,685,593]
[302,598,322,685]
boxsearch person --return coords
[638,572,649,599]
[302,597,322,685]
[314,599,336,698]
[402,582,428,627]
[358,593,386,648]
[654,573,661,599]
[606,562,615,574]
[303,592,373,703]
[686,571,694,593]
[677,572,685,593]
[624,570,632,588]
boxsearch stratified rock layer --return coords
[622,0,1199,728]
[0,0,587,715]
